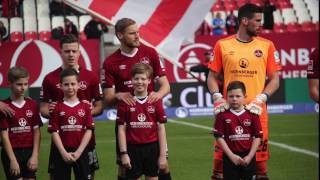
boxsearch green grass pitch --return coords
[0,113,318,179]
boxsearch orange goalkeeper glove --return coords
[245,93,268,115]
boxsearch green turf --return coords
[0,113,318,179]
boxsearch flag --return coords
[64,0,215,69]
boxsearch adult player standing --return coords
[102,18,171,180]
[207,3,281,180]
[307,48,319,102]
[40,34,103,179]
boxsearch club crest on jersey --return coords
[239,58,249,68]
[119,65,126,70]
[147,106,155,113]
[243,119,251,126]
[254,49,263,57]
[137,113,146,122]
[235,126,244,134]
[78,109,85,117]
[225,119,231,123]
[68,116,77,125]
[140,57,150,64]
[79,81,87,90]
[18,118,27,127]
[26,110,33,117]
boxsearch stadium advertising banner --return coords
[164,31,319,83]
[0,39,100,88]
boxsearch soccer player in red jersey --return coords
[40,34,102,179]
[208,4,281,179]
[48,68,94,180]
[307,48,319,102]
[213,81,262,180]
[117,63,168,180]
[102,18,171,180]
[0,67,42,180]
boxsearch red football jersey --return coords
[307,48,319,79]
[213,109,263,153]
[40,67,102,102]
[116,97,167,144]
[48,101,95,149]
[0,98,42,148]
[102,44,166,92]
[40,66,101,147]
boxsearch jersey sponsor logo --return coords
[140,57,150,64]
[254,49,263,57]
[79,81,88,90]
[225,119,231,123]
[18,118,27,127]
[147,106,155,113]
[243,119,251,126]
[68,116,77,125]
[78,109,85,117]
[239,58,249,68]
[119,65,126,70]
[235,126,243,135]
[26,110,33,117]
[229,126,250,141]
[137,113,146,122]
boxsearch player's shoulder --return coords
[217,35,236,44]
[44,67,61,79]
[138,43,157,54]
[255,36,274,45]
[104,49,122,64]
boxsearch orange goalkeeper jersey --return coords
[208,35,282,104]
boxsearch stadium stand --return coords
[9,17,23,42]
[79,15,92,40]
[24,17,38,40]
[38,16,51,41]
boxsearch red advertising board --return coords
[0,40,100,87]
[164,31,319,82]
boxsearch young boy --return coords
[0,67,42,180]
[117,63,168,180]
[48,68,94,180]
[213,81,262,180]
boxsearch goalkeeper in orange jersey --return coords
[207,3,281,180]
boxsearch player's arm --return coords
[91,99,103,116]
[72,129,92,160]
[207,70,221,95]
[216,137,243,165]
[0,130,20,176]
[158,123,168,170]
[242,137,261,166]
[103,87,135,107]
[148,76,170,104]
[52,132,74,163]
[118,124,131,169]
[40,101,57,118]
[28,127,41,171]
[263,71,280,98]
[0,101,14,117]
[308,79,319,102]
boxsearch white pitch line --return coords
[168,119,319,159]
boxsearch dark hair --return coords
[227,81,246,95]
[115,18,136,35]
[7,66,29,83]
[60,68,79,83]
[131,63,153,78]
[59,34,79,48]
[237,3,263,23]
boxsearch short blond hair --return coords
[7,66,29,83]
[131,63,153,78]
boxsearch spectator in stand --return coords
[195,20,212,36]
[51,26,64,40]
[212,12,225,35]
[2,0,22,17]
[225,11,238,34]
[0,20,8,42]
[64,18,78,37]
[49,0,64,16]
[84,18,109,39]
[263,0,276,30]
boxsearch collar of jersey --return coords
[63,100,80,107]
[230,108,246,116]
[134,96,148,104]
[11,100,26,108]
[121,48,138,58]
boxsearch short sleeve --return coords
[116,102,127,125]
[0,114,9,131]
[31,101,43,128]
[307,48,319,79]
[213,113,224,138]
[266,42,282,76]
[150,49,166,78]
[155,100,167,123]
[48,104,60,133]
[90,73,103,101]
[40,75,51,102]
[84,104,95,129]
[208,41,223,73]
[102,60,115,89]
[251,114,263,138]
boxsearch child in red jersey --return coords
[48,68,94,180]
[0,67,42,180]
[213,81,262,180]
[117,63,168,180]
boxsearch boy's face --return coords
[60,75,79,98]
[132,73,150,94]
[9,77,29,97]
[227,88,245,110]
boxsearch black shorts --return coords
[51,147,92,180]
[125,141,160,179]
[1,148,36,180]
[49,145,99,173]
[223,152,256,180]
